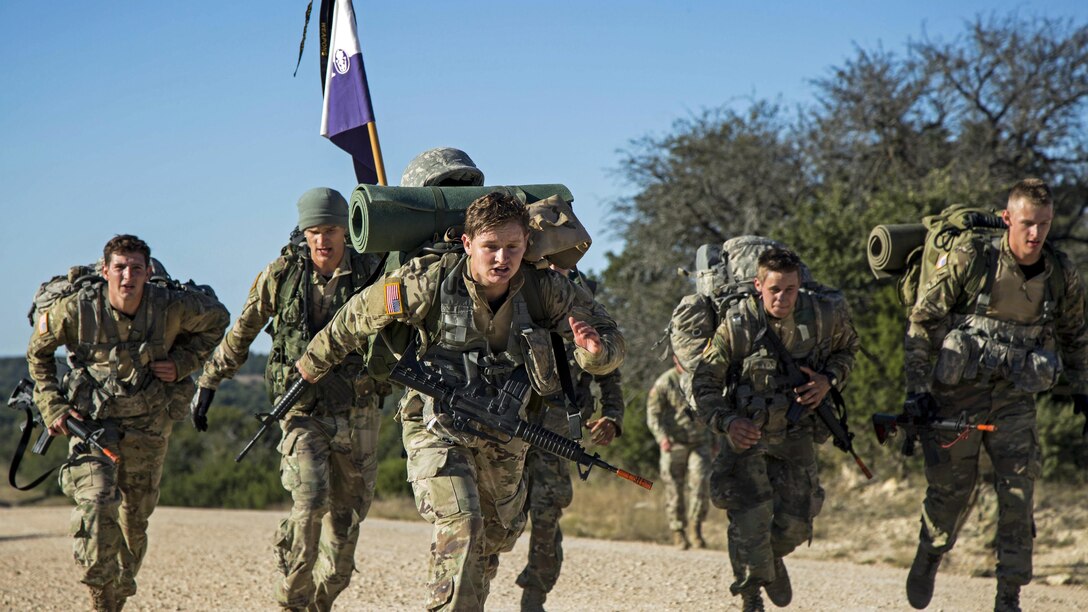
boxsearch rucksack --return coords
[867,204,1066,310]
[867,204,1005,307]
[28,257,217,328]
[669,236,827,372]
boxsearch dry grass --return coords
[558,466,1088,586]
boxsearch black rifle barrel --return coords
[236,378,311,462]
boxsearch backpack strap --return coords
[518,267,548,326]
[1042,245,1066,323]
[972,236,1003,316]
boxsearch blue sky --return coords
[2,1,1085,356]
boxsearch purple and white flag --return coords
[320,0,380,184]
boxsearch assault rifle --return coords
[8,378,120,491]
[760,327,873,480]
[872,410,996,464]
[388,347,653,490]
[235,376,310,462]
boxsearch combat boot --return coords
[994,580,1021,612]
[521,587,547,612]
[672,529,691,550]
[88,585,117,612]
[690,522,707,549]
[764,557,792,607]
[906,546,942,609]
[740,587,766,612]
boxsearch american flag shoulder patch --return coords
[384,280,404,316]
[38,313,48,334]
[936,254,948,269]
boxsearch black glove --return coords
[1073,394,1088,438]
[191,387,215,432]
[905,392,938,419]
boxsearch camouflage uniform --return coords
[646,367,713,540]
[27,279,229,608]
[690,291,858,595]
[515,272,625,601]
[297,252,625,611]
[904,233,1088,587]
[199,244,384,611]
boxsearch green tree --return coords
[603,13,1088,483]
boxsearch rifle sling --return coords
[517,268,580,414]
[8,404,64,492]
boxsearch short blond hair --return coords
[1008,178,1052,208]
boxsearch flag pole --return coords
[367,122,387,186]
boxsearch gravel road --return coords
[1,506,1085,611]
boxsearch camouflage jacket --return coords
[297,253,625,423]
[198,247,384,413]
[647,367,710,446]
[905,233,1088,395]
[28,282,229,426]
[690,291,859,435]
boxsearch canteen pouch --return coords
[1014,348,1061,394]
[518,327,562,397]
[523,195,592,269]
[934,329,973,386]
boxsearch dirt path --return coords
[1,506,1085,611]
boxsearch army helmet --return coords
[400,147,485,187]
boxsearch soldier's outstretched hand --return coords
[570,317,602,355]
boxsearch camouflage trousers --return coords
[515,446,575,594]
[59,409,173,599]
[273,400,380,611]
[659,440,713,532]
[403,419,529,611]
[710,432,823,589]
[920,379,1041,586]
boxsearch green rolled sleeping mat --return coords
[349,184,574,254]
[867,223,927,279]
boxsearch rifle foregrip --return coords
[274,379,311,418]
[66,419,121,464]
[517,421,588,463]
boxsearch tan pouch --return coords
[934,329,973,386]
[1015,348,1062,393]
[524,195,592,269]
[518,327,562,397]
